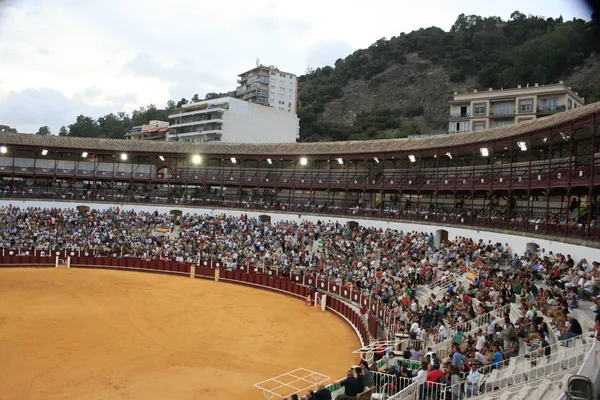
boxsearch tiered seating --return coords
[469,340,591,399]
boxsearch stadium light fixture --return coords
[81,152,88,158]
[517,141,527,151]
[41,149,48,156]
[300,157,307,166]
[230,157,237,164]
[0,146,6,154]
[266,158,272,164]
[192,155,201,164]
[120,153,127,161]
[336,158,343,165]
[373,157,379,163]
[480,148,489,157]
[446,152,452,159]
[560,132,569,141]
[408,154,416,163]
[159,155,165,161]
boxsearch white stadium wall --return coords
[1,199,599,263]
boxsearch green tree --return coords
[165,100,176,110]
[176,98,188,108]
[36,126,51,135]
[68,115,102,138]
[191,94,200,103]
[98,113,126,139]
[58,126,68,136]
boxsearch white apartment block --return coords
[167,97,299,143]
[448,82,585,134]
[235,65,298,114]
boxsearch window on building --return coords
[474,103,486,115]
[519,99,533,112]
[289,88,292,92]
[494,120,514,127]
[568,99,573,110]
[540,98,557,111]
[495,102,512,115]
[271,72,276,75]
[473,122,485,131]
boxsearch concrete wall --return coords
[1,199,600,263]
[224,99,299,143]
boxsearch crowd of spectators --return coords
[1,204,599,399]
[2,181,597,232]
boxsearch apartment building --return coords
[235,65,298,114]
[167,97,299,143]
[448,82,585,134]
[125,120,169,140]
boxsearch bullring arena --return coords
[0,267,359,400]
[1,102,600,400]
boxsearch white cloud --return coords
[0,87,136,134]
[0,0,592,133]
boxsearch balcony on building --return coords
[169,117,224,130]
[537,97,565,115]
[167,129,223,143]
[168,105,228,119]
[449,112,471,120]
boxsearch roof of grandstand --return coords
[1,101,599,156]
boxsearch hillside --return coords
[297,12,599,142]
[52,11,599,142]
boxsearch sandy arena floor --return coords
[0,268,360,400]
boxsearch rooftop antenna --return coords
[256,58,260,67]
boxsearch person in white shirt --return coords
[413,360,429,398]
[475,331,486,351]
[437,323,447,343]
[410,320,420,339]
[487,316,497,340]
[465,364,481,397]
[380,351,399,372]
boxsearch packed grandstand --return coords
[0,102,599,399]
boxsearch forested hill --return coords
[297,11,600,141]
[46,11,599,142]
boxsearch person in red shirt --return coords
[425,367,447,387]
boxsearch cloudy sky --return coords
[0,0,593,134]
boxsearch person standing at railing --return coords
[449,365,463,400]
[412,360,428,400]
[464,364,481,397]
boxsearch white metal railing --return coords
[557,339,600,400]
[471,340,592,398]
[388,381,420,400]
[371,372,415,397]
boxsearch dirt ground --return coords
[0,268,360,400]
